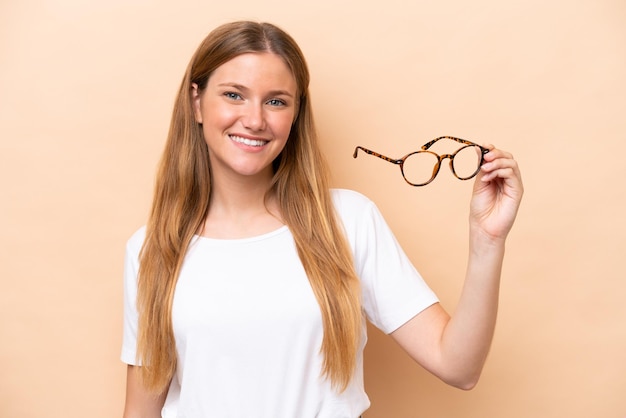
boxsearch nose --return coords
[241,102,266,132]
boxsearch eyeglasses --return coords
[353,136,489,186]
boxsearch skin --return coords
[123,366,167,418]
[191,52,297,239]
[391,146,523,390]
[123,51,524,415]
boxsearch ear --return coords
[191,82,203,123]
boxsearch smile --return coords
[230,135,268,147]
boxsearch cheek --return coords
[203,105,240,129]
[270,112,296,140]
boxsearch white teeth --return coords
[230,135,267,147]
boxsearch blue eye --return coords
[267,99,286,107]
[224,92,242,100]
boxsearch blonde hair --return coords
[137,21,362,393]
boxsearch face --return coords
[192,52,298,183]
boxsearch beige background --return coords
[1,0,624,417]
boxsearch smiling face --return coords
[192,52,298,185]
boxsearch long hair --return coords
[136,21,362,393]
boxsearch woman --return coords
[122,21,523,417]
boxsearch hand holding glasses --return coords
[353,136,490,186]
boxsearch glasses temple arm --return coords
[422,136,481,151]
[353,146,402,165]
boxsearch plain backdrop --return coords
[1,0,625,417]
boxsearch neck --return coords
[201,170,283,239]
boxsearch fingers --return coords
[482,144,514,164]
[479,145,522,186]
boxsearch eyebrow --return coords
[217,82,294,98]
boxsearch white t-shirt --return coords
[122,189,438,418]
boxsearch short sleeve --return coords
[120,227,146,365]
[332,189,439,334]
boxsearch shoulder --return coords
[330,188,382,236]
[331,188,376,215]
[125,226,147,256]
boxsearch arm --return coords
[122,365,168,418]
[390,146,523,390]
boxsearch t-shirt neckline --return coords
[193,225,289,244]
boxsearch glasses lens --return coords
[402,151,440,185]
[452,145,482,180]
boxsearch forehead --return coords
[209,52,297,93]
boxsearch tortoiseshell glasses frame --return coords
[353,136,490,186]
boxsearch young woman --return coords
[121,21,523,418]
